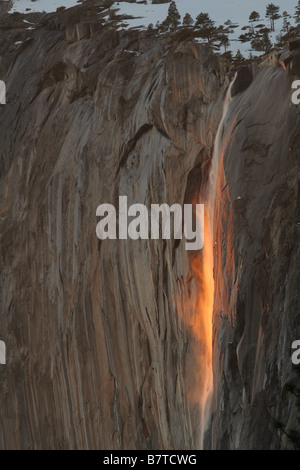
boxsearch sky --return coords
[116,0,298,55]
[7,0,82,13]
[3,0,299,56]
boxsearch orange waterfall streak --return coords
[201,76,236,440]
[190,206,214,410]
[176,76,236,448]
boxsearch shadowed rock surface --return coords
[0,3,299,450]
[208,65,300,450]
[0,5,227,450]
[231,66,253,97]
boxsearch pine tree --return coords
[249,11,260,23]
[283,10,291,20]
[163,1,181,31]
[182,13,194,29]
[195,12,215,30]
[282,11,291,34]
[251,34,265,51]
[249,11,260,34]
[108,10,121,29]
[219,33,230,52]
[194,13,216,44]
[266,3,281,32]
[234,49,245,66]
[294,1,300,24]
[262,31,273,51]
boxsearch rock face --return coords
[208,65,300,449]
[231,66,253,97]
[0,8,226,449]
[0,4,299,450]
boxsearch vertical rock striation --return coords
[0,11,226,449]
[209,65,300,449]
[0,5,299,450]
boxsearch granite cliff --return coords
[0,3,299,450]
